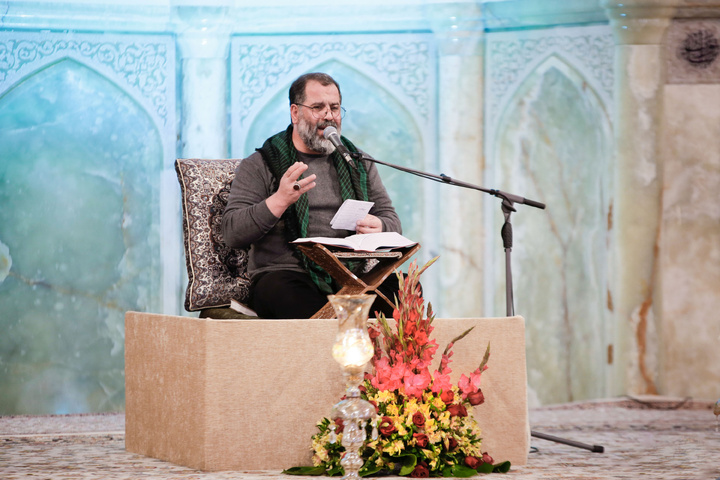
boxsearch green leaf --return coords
[359,462,382,477]
[493,461,511,473]
[281,466,327,476]
[475,463,493,474]
[395,453,418,476]
[448,464,479,477]
[327,465,344,476]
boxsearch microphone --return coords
[323,126,355,166]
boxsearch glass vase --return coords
[328,294,377,480]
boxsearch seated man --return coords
[222,72,402,319]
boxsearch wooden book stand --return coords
[296,242,421,319]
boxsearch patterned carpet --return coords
[1,396,718,479]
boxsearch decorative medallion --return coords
[667,20,720,84]
[679,29,719,69]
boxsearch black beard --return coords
[298,117,339,155]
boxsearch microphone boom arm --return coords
[351,152,546,210]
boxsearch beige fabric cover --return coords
[125,312,529,471]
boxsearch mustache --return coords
[317,120,339,129]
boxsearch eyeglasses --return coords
[295,103,346,119]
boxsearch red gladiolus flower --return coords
[464,455,481,469]
[413,432,429,448]
[410,461,430,478]
[405,321,417,336]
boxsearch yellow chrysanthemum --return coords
[386,404,400,417]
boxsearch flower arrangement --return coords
[286,258,510,477]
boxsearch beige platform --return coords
[125,312,529,471]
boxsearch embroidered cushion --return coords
[175,159,250,311]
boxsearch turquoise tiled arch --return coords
[0,57,165,414]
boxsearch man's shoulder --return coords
[237,150,267,172]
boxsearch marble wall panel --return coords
[485,26,614,405]
[658,84,720,399]
[0,32,176,414]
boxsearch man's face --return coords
[292,80,342,155]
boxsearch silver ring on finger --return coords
[293,181,301,191]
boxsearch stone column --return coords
[174,5,232,159]
[429,5,485,317]
[603,0,675,396]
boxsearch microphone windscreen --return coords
[323,126,338,139]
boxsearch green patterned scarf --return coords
[257,125,369,294]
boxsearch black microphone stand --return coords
[352,152,604,453]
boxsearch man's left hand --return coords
[356,214,382,234]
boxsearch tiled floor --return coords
[1,396,718,479]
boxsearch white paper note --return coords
[330,199,374,230]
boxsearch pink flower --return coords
[431,372,453,394]
[458,374,472,395]
[414,330,428,346]
[371,357,405,391]
[403,369,432,398]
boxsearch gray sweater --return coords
[222,150,402,280]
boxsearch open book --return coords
[293,232,416,252]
